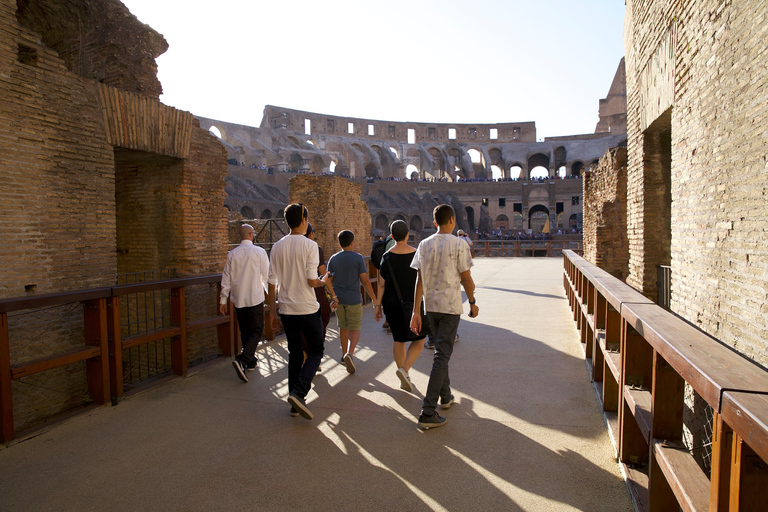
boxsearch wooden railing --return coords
[563,250,768,511]
[0,275,235,444]
[476,240,582,257]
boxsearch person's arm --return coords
[268,283,280,330]
[374,274,385,322]
[409,270,424,333]
[460,269,479,318]
[360,273,378,306]
[219,255,232,315]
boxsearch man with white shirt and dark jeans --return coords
[268,203,330,420]
[219,223,270,383]
[410,204,479,429]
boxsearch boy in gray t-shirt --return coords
[327,230,379,374]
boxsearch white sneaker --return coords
[396,367,413,392]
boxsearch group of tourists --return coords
[219,203,478,429]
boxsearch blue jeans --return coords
[281,310,324,399]
[421,312,460,415]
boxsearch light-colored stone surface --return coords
[0,258,632,511]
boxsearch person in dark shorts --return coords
[374,220,430,393]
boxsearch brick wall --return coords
[288,175,372,261]
[583,146,629,281]
[625,0,768,366]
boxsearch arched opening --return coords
[208,126,222,139]
[468,148,485,177]
[409,216,423,232]
[394,213,406,222]
[569,214,579,230]
[365,162,379,178]
[310,155,324,174]
[261,209,272,219]
[557,165,566,178]
[240,206,254,219]
[495,214,509,230]
[554,146,567,168]
[530,166,549,179]
[465,207,475,231]
[510,165,523,180]
[406,163,419,180]
[571,161,584,177]
[374,214,389,232]
[329,160,337,174]
[389,147,399,159]
[557,212,565,228]
[490,165,503,180]
[528,205,550,232]
[513,212,523,230]
[527,153,550,179]
[289,152,303,172]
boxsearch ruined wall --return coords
[289,176,372,261]
[625,0,768,365]
[583,147,629,281]
[0,0,229,433]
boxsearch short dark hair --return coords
[433,204,454,226]
[338,230,354,248]
[284,203,307,229]
[390,220,408,241]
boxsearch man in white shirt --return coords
[410,205,479,429]
[268,204,330,420]
[220,224,270,383]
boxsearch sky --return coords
[120,0,626,138]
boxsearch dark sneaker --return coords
[290,407,300,417]
[245,361,257,372]
[424,339,435,350]
[440,394,455,409]
[382,322,389,329]
[454,333,460,344]
[232,359,248,383]
[287,394,313,420]
[344,353,356,374]
[396,368,413,392]
[418,412,447,429]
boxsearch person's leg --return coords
[345,304,363,355]
[403,338,425,372]
[347,330,360,355]
[234,305,261,365]
[393,342,406,369]
[337,304,350,356]
[280,315,303,397]
[294,311,325,397]
[339,328,349,355]
[421,313,459,416]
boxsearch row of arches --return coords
[373,213,424,233]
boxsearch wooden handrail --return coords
[0,273,232,444]
[562,250,768,510]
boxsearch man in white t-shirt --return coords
[268,203,330,420]
[410,204,479,429]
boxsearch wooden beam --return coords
[107,296,124,402]
[83,298,110,405]
[11,347,102,379]
[0,312,13,443]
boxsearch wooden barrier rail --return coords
[477,240,582,257]
[563,250,768,511]
[0,275,233,444]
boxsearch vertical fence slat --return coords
[171,287,187,377]
[0,312,13,443]
[83,298,110,405]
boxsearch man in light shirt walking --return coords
[220,223,270,383]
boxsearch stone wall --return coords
[288,176,372,261]
[0,0,229,433]
[625,0,768,366]
[583,147,629,281]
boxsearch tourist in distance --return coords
[219,223,270,383]
[302,223,338,372]
[374,220,430,393]
[457,229,474,258]
[410,204,479,429]
[267,204,329,420]
[326,230,379,374]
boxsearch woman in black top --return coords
[374,220,430,393]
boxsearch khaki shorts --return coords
[336,303,362,330]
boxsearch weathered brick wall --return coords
[583,146,629,281]
[625,0,768,366]
[288,176,372,261]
